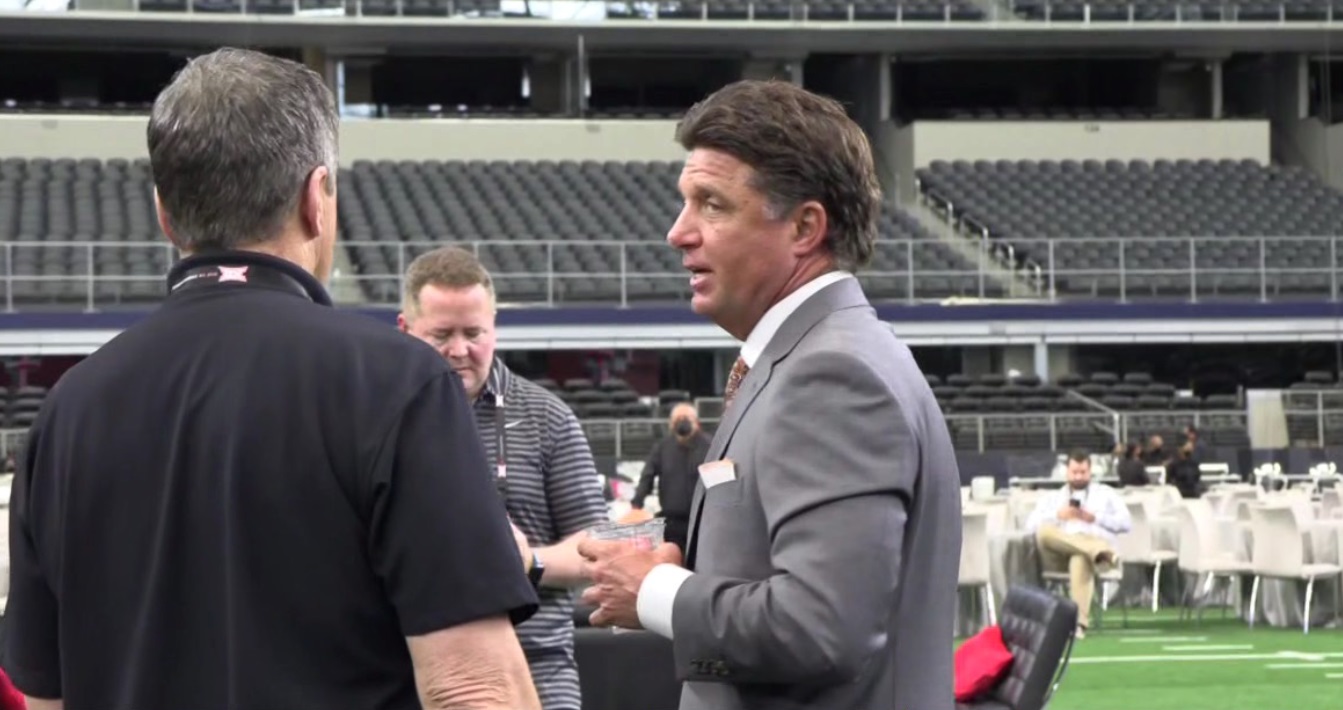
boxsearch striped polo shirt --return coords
[474,358,609,710]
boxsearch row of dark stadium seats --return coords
[128,0,988,21]
[2,385,47,429]
[917,158,1343,299]
[5,154,1343,306]
[115,0,1343,22]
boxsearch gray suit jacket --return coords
[672,277,962,710]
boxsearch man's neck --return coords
[730,259,837,342]
[183,236,315,276]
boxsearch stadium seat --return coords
[338,158,985,305]
[916,158,1343,300]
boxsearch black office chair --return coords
[574,628,681,710]
[959,585,1079,710]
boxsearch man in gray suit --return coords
[578,80,962,710]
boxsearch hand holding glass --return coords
[587,518,666,551]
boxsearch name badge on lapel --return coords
[699,459,737,489]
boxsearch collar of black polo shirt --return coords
[166,250,333,307]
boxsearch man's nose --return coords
[666,207,697,249]
[443,338,468,358]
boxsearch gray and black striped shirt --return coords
[474,359,608,710]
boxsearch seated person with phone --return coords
[1025,449,1132,638]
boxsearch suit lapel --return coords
[683,278,871,568]
[684,359,774,567]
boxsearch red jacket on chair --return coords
[0,668,26,710]
[953,624,1015,702]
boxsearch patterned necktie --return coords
[723,356,750,409]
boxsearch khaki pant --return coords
[1035,524,1116,628]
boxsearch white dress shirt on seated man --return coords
[636,270,852,639]
[1024,481,1131,544]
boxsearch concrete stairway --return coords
[903,200,1037,299]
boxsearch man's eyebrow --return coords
[691,184,727,201]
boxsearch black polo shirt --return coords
[3,250,538,710]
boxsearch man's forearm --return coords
[536,532,591,587]
[421,678,539,710]
[25,698,64,710]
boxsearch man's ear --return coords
[790,200,828,258]
[299,165,332,242]
[153,187,184,250]
[396,312,409,333]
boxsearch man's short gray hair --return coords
[148,47,339,252]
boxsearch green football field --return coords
[1015,610,1343,709]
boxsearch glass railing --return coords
[0,237,1339,311]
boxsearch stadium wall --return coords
[896,120,1270,166]
[0,115,685,163]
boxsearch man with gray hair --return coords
[4,48,540,710]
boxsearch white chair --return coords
[1321,488,1341,519]
[1247,504,1342,634]
[1116,499,1178,612]
[1174,499,1249,623]
[959,508,996,629]
[1008,489,1044,531]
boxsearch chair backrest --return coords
[1249,504,1305,577]
[1174,498,1220,572]
[985,585,1079,710]
[1322,488,1341,518]
[574,628,681,710]
[960,508,991,586]
[1115,499,1153,560]
[1008,489,1045,530]
[1263,489,1314,523]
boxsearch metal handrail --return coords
[0,236,1339,310]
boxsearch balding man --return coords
[632,402,710,551]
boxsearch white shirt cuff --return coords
[637,563,693,639]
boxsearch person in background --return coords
[1026,449,1131,638]
[1141,434,1168,466]
[1184,424,1209,465]
[4,48,539,710]
[398,246,609,710]
[1115,442,1150,487]
[632,402,710,551]
[1167,442,1203,499]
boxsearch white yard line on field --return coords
[1162,644,1254,652]
[1071,651,1343,665]
[1265,663,1343,670]
[1119,636,1209,643]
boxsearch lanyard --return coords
[493,391,509,502]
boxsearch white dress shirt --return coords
[635,270,854,639]
[1024,481,1132,545]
